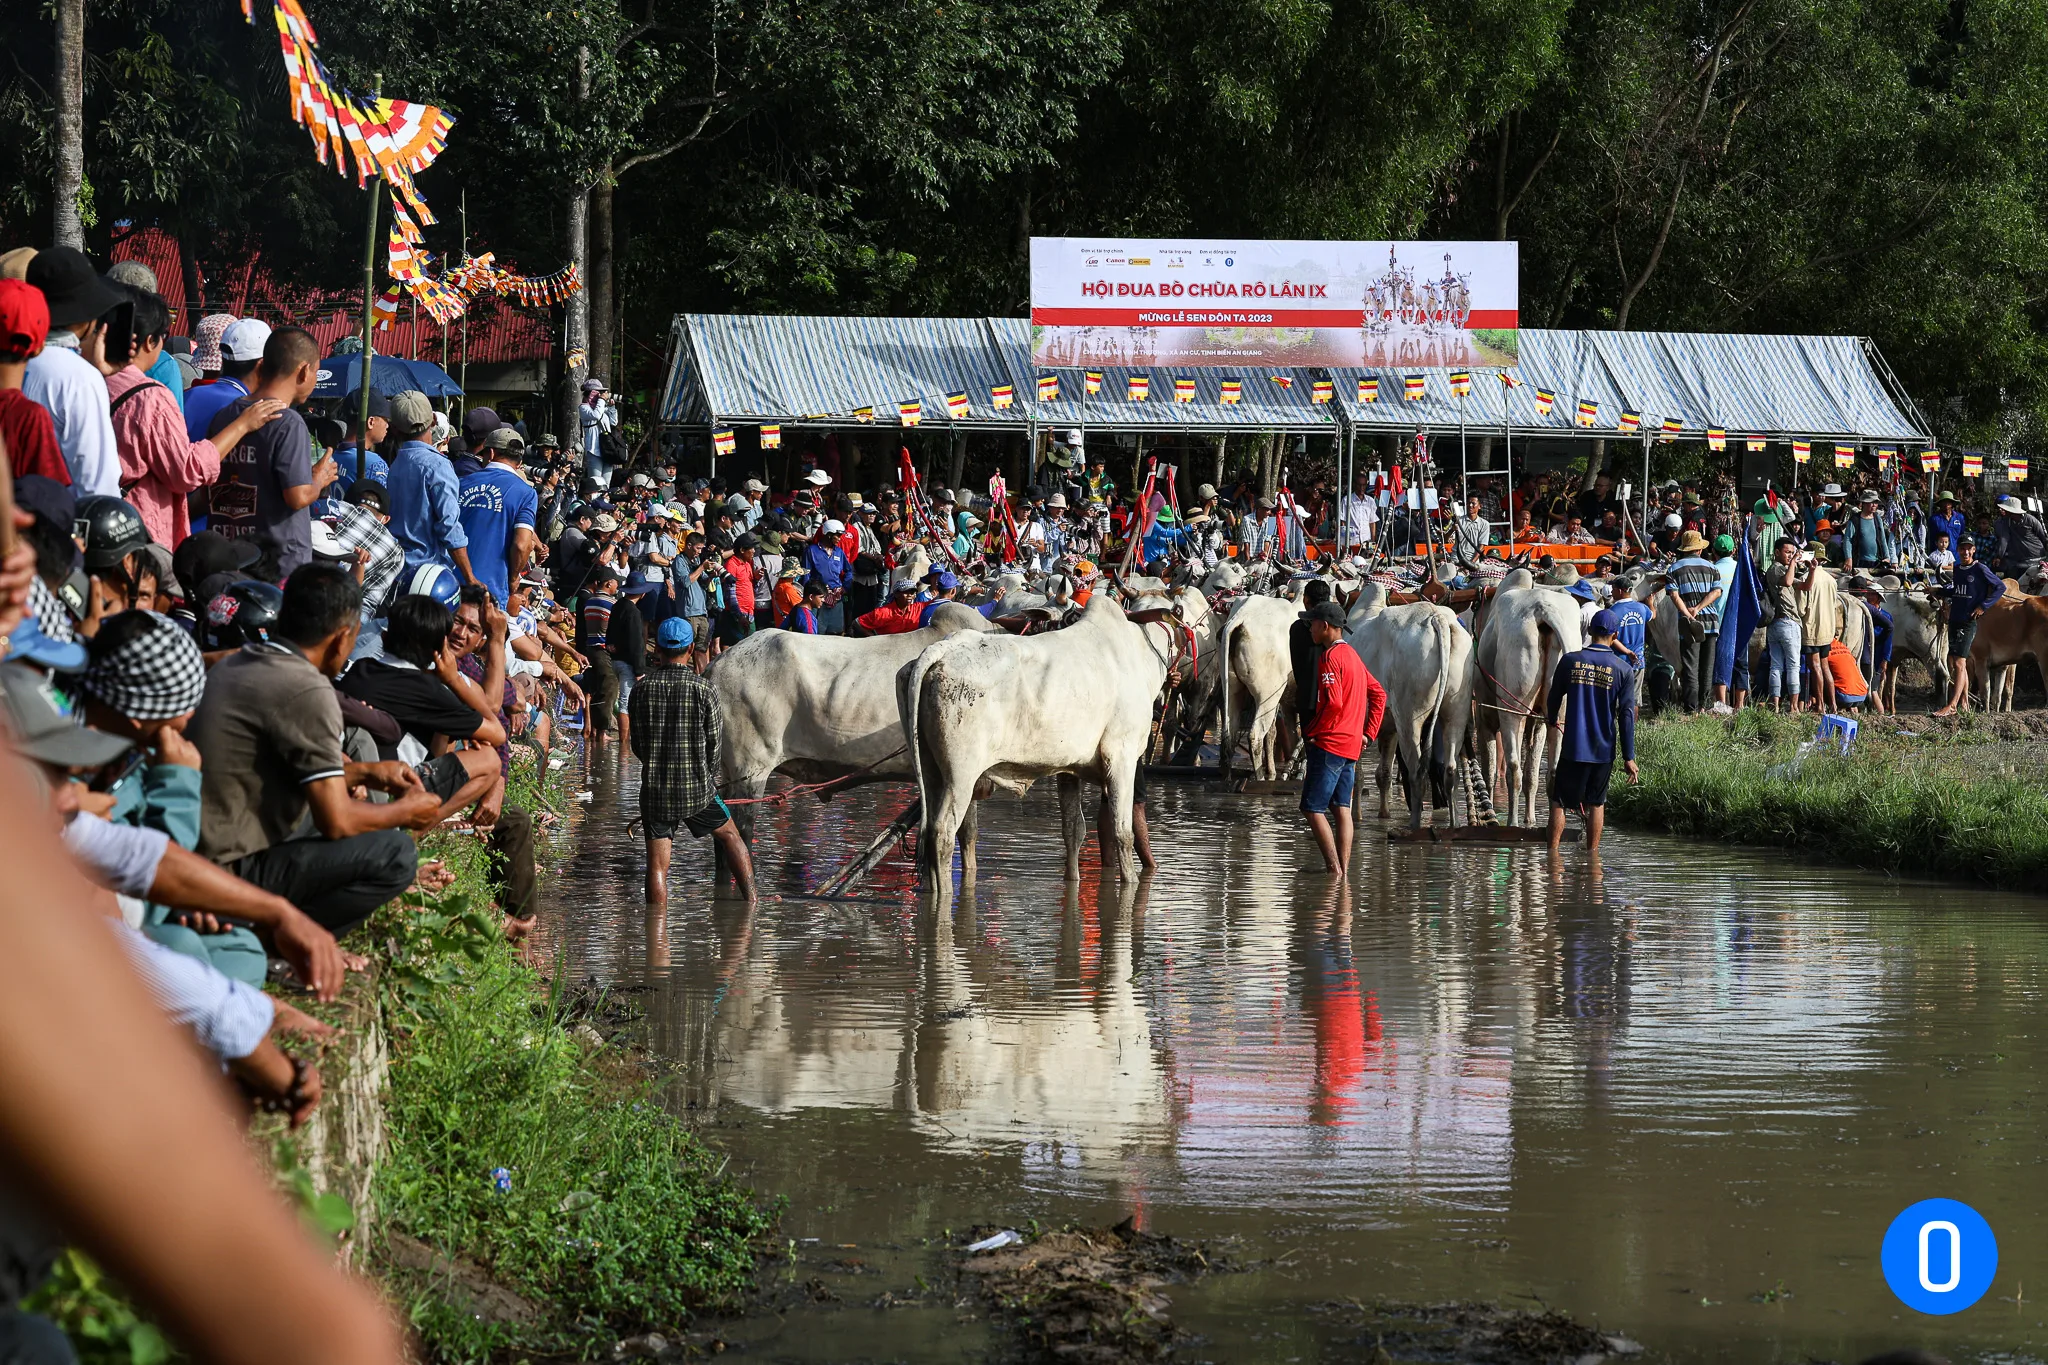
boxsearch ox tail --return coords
[901,638,947,829]
[1217,602,1248,779]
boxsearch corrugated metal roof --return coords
[662,313,1928,444]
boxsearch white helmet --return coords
[1663,512,1682,529]
[823,518,846,534]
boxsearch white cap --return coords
[220,318,273,362]
[744,478,768,492]
[1062,429,1084,446]
[309,520,347,558]
[804,469,832,485]
[1663,512,1682,528]
[823,518,845,534]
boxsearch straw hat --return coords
[1676,529,1709,553]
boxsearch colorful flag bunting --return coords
[1357,377,1379,403]
[1746,435,1765,452]
[1128,374,1150,402]
[900,399,922,427]
[1037,375,1059,403]
[1707,428,1726,451]
[1618,410,1641,433]
[759,424,782,449]
[563,347,586,373]
[1271,374,1293,389]
[1576,398,1599,428]
[372,285,400,329]
[1793,440,1811,463]
[1659,416,1682,442]
[1084,370,1103,396]
[1220,379,1242,405]
[1834,444,1855,468]
[1962,451,1984,476]
[1404,375,1427,401]
[1920,449,1940,473]
[991,383,1014,410]
[1173,377,1195,403]
[1499,372,1523,389]
[944,392,969,419]
[1311,379,1333,404]
[1533,388,1555,416]
[854,405,875,423]
[2011,458,2030,482]
[1449,371,1472,397]
[712,429,735,456]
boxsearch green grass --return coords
[373,753,776,1361]
[1610,710,2048,892]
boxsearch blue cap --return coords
[1589,607,1620,637]
[1567,579,1598,601]
[936,571,959,591]
[7,616,87,673]
[656,617,694,650]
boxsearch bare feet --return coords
[501,913,536,943]
[411,859,457,895]
[270,999,337,1042]
[341,950,371,973]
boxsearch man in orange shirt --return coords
[1824,638,1869,710]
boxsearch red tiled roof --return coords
[108,225,555,367]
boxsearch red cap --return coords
[0,278,49,359]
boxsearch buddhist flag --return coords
[1311,379,1333,404]
[1037,375,1059,403]
[1875,447,1896,467]
[1792,440,1811,463]
[944,392,970,419]
[1618,410,1641,434]
[372,285,401,329]
[1499,372,1523,389]
[1271,374,1293,389]
[1220,379,1242,404]
[1533,388,1555,416]
[854,405,875,423]
[1834,444,1855,468]
[1357,377,1379,403]
[1404,374,1427,401]
[759,424,782,449]
[1659,416,1682,443]
[991,383,1014,409]
[1173,376,1195,403]
[1746,435,1766,452]
[1920,449,1940,473]
[1449,370,1472,397]
[1962,451,1984,476]
[1707,428,1726,451]
[899,399,922,427]
[1084,370,1103,396]
[2011,457,2030,481]
[1576,398,1599,427]
[1128,374,1150,402]
[712,429,736,456]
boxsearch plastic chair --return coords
[1816,713,1858,754]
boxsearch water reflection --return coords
[541,752,2048,1364]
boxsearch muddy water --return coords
[541,750,2048,1364]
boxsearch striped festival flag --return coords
[1618,410,1641,433]
[1834,444,1855,468]
[1533,388,1555,416]
[1357,377,1379,403]
[991,383,1014,409]
[1875,447,1896,467]
[1449,371,1472,397]
[1746,435,1766,452]
[2011,458,2030,481]
[1576,398,1599,427]
[712,429,736,456]
[1659,416,1682,442]
[1499,372,1523,389]
[854,405,875,423]
[759,424,781,449]
[1173,377,1195,403]
[1920,449,1940,473]
[1037,375,1059,403]
[899,400,922,427]
[1792,440,1811,463]
[1220,379,1242,405]
[1084,370,1103,396]
[372,285,401,329]
[1962,451,1984,476]
[944,392,969,419]
[1311,379,1333,404]
[1707,428,1726,451]
[1271,374,1293,389]
[1404,375,1427,401]
[1128,374,1150,402]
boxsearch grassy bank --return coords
[1609,709,2048,892]
[371,753,776,1361]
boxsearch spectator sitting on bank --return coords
[386,390,476,584]
[189,562,443,935]
[331,388,390,495]
[313,479,405,660]
[207,325,332,580]
[449,585,539,933]
[457,424,539,606]
[0,277,76,484]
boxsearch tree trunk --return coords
[53,0,85,250]
[948,430,966,496]
[589,172,615,385]
[559,46,592,465]
[1213,434,1226,490]
[178,238,204,318]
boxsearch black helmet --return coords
[204,579,283,648]
[76,495,151,572]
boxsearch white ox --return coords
[1345,581,1474,830]
[712,603,995,863]
[1473,570,1583,826]
[1217,594,1304,779]
[901,596,1181,885]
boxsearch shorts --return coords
[416,752,471,803]
[1836,692,1868,708]
[1802,643,1830,657]
[1299,744,1356,815]
[1550,759,1613,812]
[1949,616,1977,662]
[644,796,733,842]
[687,616,709,648]
[1132,763,1148,805]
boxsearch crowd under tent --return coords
[658,313,1931,547]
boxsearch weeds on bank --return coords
[373,756,776,1362]
[1610,712,2048,891]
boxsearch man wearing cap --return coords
[1934,535,2005,715]
[332,389,391,495]
[183,316,269,445]
[1545,608,1639,856]
[1241,496,1280,558]
[1993,494,2048,582]
[456,406,502,479]
[385,390,476,587]
[21,246,123,494]
[802,519,850,633]
[630,617,755,904]
[1666,529,1724,711]
[207,326,333,580]
[457,425,539,606]
[735,479,768,530]
[0,278,73,485]
[1927,490,1965,557]
[718,535,760,647]
[856,575,924,635]
[1299,599,1383,876]
[579,378,617,482]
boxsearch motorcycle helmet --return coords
[204,579,284,649]
[76,495,152,573]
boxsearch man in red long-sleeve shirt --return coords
[1299,600,1386,876]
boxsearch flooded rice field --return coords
[538,749,2048,1364]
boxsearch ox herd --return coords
[706,554,2048,892]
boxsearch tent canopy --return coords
[661,313,1927,445]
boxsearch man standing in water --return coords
[1545,608,1640,856]
[1299,600,1383,876]
[628,617,756,904]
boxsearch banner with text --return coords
[1030,238,1518,370]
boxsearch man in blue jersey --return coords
[457,427,539,604]
[1545,608,1640,857]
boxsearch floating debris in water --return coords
[575,790,595,802]
[966,1229,1024,1252]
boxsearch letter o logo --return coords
[1882,1200,1995,1314]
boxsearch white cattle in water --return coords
[901,596,1183,884]
[713,603,995,863]
[1217,594,1304,779]
[1345,581,1474,830]
[1473,570,1583,826]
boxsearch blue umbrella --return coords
[399,357,464,397]
[314,353,425,400]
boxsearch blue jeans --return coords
[1766,617,1802,700]
[1300,744,1357,814]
